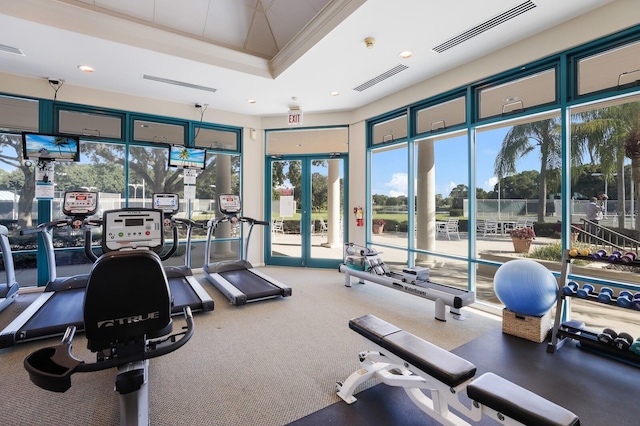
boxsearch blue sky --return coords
[371,127,543,197]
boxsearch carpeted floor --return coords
[0,267,500,425]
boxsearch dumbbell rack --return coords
[547,249,640,367]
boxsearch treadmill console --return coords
[62,191,99,217]
[102,209,163,252]
[153,193,180,216]
[218,194,241,215]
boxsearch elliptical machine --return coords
[24,208,194,425]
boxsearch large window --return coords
[0,96,242,286]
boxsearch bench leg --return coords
[336,352,385,404]
[435,298,446,321]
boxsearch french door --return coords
[266,155,346,268]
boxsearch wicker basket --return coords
[502,308,552,343]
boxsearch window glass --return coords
[415,131,468,276]
[478,69,556,119]
[475,114,562,305]
[194,127,239,151]
[415,96,466,134]
[371,115,407,145]
[371,144,408,246]
[577,40,640,95]
[58,110,123,139]
[0,96,38,132]
[133,119,185,144]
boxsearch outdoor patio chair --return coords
[436,218,460,240]
[272,218,284,235]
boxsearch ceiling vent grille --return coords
[353,64,409,92]
[432,0,537,53]
[0,44,25,56]
[142,74,217,93]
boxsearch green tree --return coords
[494,119,562,223]
[574,102,640,229]
[0,133,35,227]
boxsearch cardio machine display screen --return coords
[125,218,144,227]
[219,194,241,214]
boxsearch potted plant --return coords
[510,227,535,253]
[372,219,386,234]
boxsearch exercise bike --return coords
[24,207,195,425]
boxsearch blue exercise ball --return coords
[493,259,557,316]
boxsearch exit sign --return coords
[288,109,303,125]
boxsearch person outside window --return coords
[584,195,606,241]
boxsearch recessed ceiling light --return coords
[399,51,413,59]
[247,99,256,104]
[77,65,95,72]
[330,91,340,96]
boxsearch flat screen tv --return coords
[22,132,80,162]
[167,145,206,170]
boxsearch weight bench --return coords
[336,315,580,426]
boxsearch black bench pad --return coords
[467,372,580,426]
[349,315,476,388]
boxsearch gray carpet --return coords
[0,267,499,425]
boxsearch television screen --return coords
[22,132,80,162]
[167,145,206,170]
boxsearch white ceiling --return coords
[0,0,615,117]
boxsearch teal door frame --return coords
[265,154,347,268]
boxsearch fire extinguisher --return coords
[354,206,363,227]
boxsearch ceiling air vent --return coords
[432,0,537,53]
[353,64,409,92]
[0,44,25,56]
[142,74,217,93]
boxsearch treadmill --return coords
[203,194,291,306]
[152,193,214,315]
[0,224,19,313]
[0,191,101,348]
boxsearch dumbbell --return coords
[614,332,634,351]
[597,328,617,345]
[616,291,634,308]
[620,252,637,264]
[579,248,591,257]
[591,249,607,259]
[561,320,585,336]
[562,281,578,296]
[597,287,614,303]
[631,293,640,310]
[569,248,579,257]
[608,251,622,263]
[576,284,595,299]
[630,337,640,356]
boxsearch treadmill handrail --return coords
[159,226,179,261]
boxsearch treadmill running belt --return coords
[23,288,85,339]
[168,277,201,313]
[219,269,283,300]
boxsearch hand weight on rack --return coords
[620,252,637,264]
[632,293,640,310]
[576,284,595,299]
[597,328,618,345]
[591,249,607,259]
[597,287,614,303]
[562,281,578,296]
[614,332,634,351]
[630,337,640,356]
[608,251,622,263]
[616,291,634,308]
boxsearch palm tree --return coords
[494,119,562,223]
[572,102,640,229]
